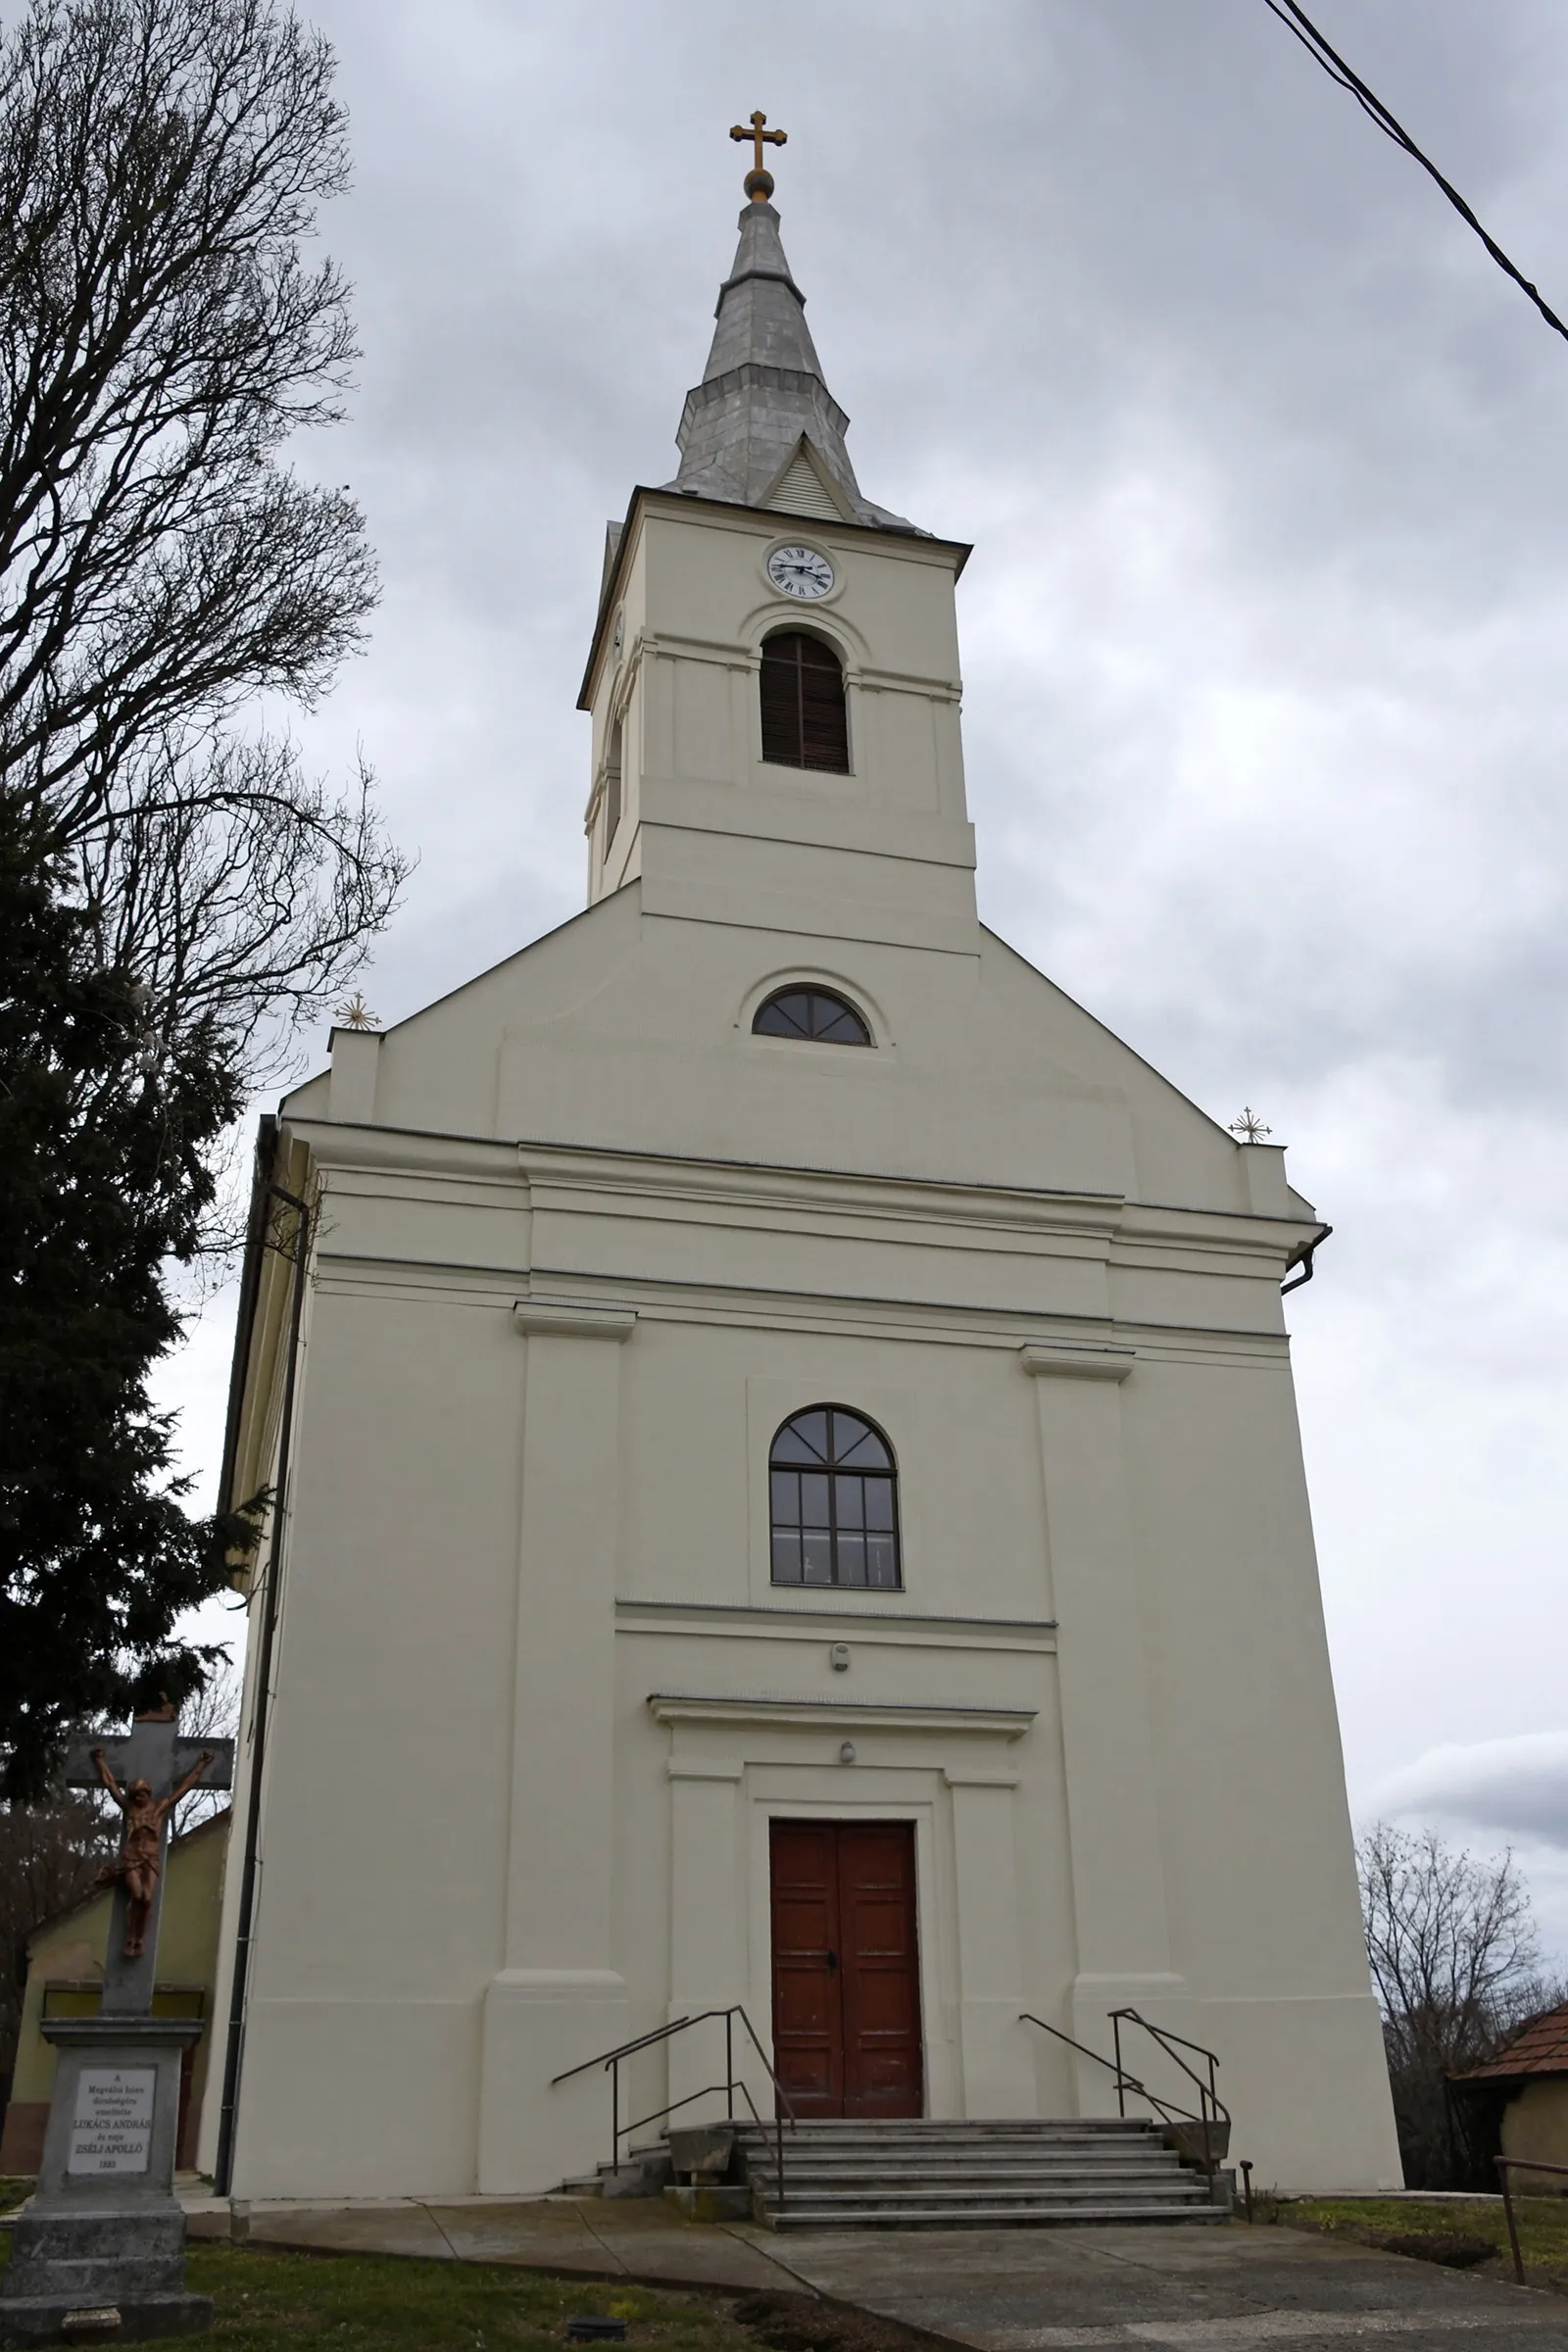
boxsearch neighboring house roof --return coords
[1452,2002,1568,2083]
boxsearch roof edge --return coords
[578,485,971,710]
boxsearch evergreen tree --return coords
[0,816,261,1795]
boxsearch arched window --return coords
[603,715,623,852]
[753,987,871,1047]
[769,1406,901,1590]
[760,630,850,773]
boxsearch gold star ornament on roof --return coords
[1229,1106,1273,1145]
[334,991,379,1031]
[731,110,786,203]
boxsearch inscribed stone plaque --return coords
[67,2067,156,2175]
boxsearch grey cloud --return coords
[1372,1737,1568,1848]
[153,0,1568,1898]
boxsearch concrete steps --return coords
[734,2117,1227,2231]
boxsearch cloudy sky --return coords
[161,0,1568,1951]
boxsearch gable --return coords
[765,439,852,520]
[286,886,1300,1221]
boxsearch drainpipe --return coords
[1282,1223,1332,1296]
[213,1170,313,2197]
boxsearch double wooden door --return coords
[769,1820,923,2118]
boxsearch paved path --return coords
[760,2218,1568,2350]
[182,2195,1568,2348]
[189,2192,797,2291]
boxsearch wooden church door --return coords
[768,1820,923,2117]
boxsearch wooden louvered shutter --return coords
[760,633,850,773]
[798,637,850,771]
[760,638,804,765]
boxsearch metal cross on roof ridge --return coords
[1229,1106,1273,1145]
[730,109,786,201]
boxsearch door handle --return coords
[825,1949,838,1974]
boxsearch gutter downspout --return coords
[1282,1222,1332,1296]
[213,1168,312,2198]
[217,1117,277,1519]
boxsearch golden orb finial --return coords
[730,110,786,202]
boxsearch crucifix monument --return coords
[0,1706,233,2347]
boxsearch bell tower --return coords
[579,128,980,964]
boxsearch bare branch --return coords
[1358,1821,1548,2186]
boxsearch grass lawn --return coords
[0,2238,922,2352]
[0,2239,793,2351]
[1288,2195,1568,2290]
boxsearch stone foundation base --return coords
[0,2290,212,2346]
[0,2208,206,2346]
[663,2182,753,2221]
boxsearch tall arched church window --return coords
[769,1406,901,1590]
[760,630,850,773]
[753,987,871,1046]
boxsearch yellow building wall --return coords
[1501,2080,1568,2191]
[0,1810,229,2173]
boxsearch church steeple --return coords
[581,124,972,934]
[666,141,918,530]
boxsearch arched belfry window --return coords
[753,987,870,1047]
[760,630,850,773]
[603,715,623,852]
[769,1407,901,1590]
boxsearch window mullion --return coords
[827,1453,840,1586]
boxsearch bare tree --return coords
[169,1654,240,1833]
[0,0,407,1099]
[1,0,407,1793]
[1358,1823,1561,2187]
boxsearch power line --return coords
[1261,0,1568,347]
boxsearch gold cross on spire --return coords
[730,109,787,202]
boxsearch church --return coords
[202,135,1402,2204]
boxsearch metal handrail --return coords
[1020,2008,1229,2179]
[1496,2154,1568,2283]
[1110,2008,1230,2177]
[551,2003,798,2212]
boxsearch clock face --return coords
[767,544,836,601]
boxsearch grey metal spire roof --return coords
[665,201,919,532]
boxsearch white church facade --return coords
[203,162,1402,2201]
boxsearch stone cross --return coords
[63,1708,234,2016]
[730,109,786,198]
[0,1709,237,2339]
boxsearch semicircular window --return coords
[769,1405,902,1591]
[753,987,871,1046]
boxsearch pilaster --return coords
[1020,1341,1181,2102]
[665,1761,745,2122]
[947,1770,1033,2116]
[477,1298,635,2193]
[326,1025,380,1124]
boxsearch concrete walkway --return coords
[180,2194,1568,2348]
[772,2218,1568,2349]
[186,2191,798,2291]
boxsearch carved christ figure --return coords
[92,1744,214,1957]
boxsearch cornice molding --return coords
[646,1691,1036,1739]
[519,1143,1125,1244]
[287,1119,521,1184]
[1019,1341,1136,1383]
[618,1599,1056,1637]
[514,1298,636,1342]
